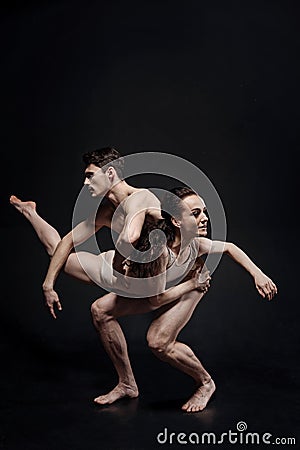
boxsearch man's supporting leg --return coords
[91,293,156,404]
[146,290,215,412]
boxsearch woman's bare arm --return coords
[147,250,210,307]
[197,238,278,300]
[148,272,210,307]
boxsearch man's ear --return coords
[105,166,115,180]
[171,217,181,228]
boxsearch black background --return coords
[1,1,299,449]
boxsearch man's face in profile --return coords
[84,164,110,197]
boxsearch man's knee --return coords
[147,330,173,357]
[91,299,111,323]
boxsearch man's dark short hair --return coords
[82,147,124,178]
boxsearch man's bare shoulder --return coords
[125,189,161,212]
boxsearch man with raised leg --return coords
[10,158,277,412]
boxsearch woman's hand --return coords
[254,272,278,300]
[193,267,211,293]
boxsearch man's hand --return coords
[111,255,132,292]
[43,286,62,319]
[254,272,278,300]
[112,249,127,275]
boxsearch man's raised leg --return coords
[147,290,215,412]
[10,195,98,284]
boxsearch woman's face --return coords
[182,194,208,237]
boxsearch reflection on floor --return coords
[1,343,299,450]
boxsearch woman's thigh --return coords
[64,251,104,284]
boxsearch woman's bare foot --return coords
[94,383,139,405]
[10,195,36,218]
[182,378,216,413]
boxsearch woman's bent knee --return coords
[64,253,93,283]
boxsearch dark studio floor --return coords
[1,319,299,450]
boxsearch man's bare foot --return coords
[10,195,36,217]
[94,383,139,405]
[182,378,216,413]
